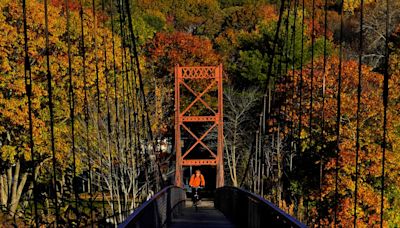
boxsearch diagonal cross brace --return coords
[180,80,217,116]
[181,123,217,159]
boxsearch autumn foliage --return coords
[276,56,400,226]
[1,0,126,223]
[1,0,400,226]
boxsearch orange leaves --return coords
[147,31,219,68]
[279,55,400,226]
[0,0,126,169]
[258,4,278,23]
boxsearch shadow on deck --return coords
[170,200,234,228]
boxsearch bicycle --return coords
[192,186,203,211]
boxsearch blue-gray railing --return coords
[119,186,186,228]
[215,186,307,228]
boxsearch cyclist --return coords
[189,169,205,203]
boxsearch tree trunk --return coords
[0,161,30,217]
[231,120,238,187]
[1,174,8,206]
[277,128,283,208]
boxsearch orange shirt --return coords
[189,174,205,187]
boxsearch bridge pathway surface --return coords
[169,200,235,228]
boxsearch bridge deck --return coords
[169,200,234,228]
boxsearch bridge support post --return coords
[216,64,224,188]
[175,66,183,187]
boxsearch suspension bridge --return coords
[1,0,394,226]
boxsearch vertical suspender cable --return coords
[115,0,129,216]
[124,0,165,190]
[43,0,60,225]
[91,0,106,221]
[263,0,286,134]
[309,0,315,147]
[260,0,286,199]
[297,0,305,157]
[101,0,117,219]
[290,0,298,167]
[64,0,79,211]
[125,55,138,212]
[320,0,328,224]
[118,0,135,174]
[335,0,345,225]
[380,0,390,226]
[295,1,305,217]
[117,0,132,216]
[307,7,316,222]
[79,0,94,223]
[273,0,290,200]
[123,6,146,191]
[109,0,121,185]
[284,0,292,77]
[126,24,143,190]
[283,0,291,131]
[354,0,364,225]
[109,0,122,220]
[22,1,39,226]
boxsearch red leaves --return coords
[51,0,81,11]
[278,55,400,226]
[146,31,220,70]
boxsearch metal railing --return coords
[215,186,307,228]
[119,186,186,228]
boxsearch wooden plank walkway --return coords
[169,200,235,228]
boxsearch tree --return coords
[223,86,260,186]
[278,56,400,226]
[0,0,128,223]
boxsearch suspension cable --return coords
[115,0,131,217]
[290,0,299,170]
[124,0,165,190]
[354,0,364,225]
[283,0,291,135]
[297,0,305,158]
[122,8,146,192]
[91,0,106,221]
[263,0,286,134]
[43,0,60,225]
[101,0,117,219]
[309,0,315,147]
[22,1,39,226]
[320,0,328,224]
[284,0,292,77]
[109,0,123,221]
[127,28,144,189]
[64,0,79,211]
[79,0,94,223]
[259,0,286,200]
[380,0,390,226]
[335,0,345,225]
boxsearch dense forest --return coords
[0,0,399,226]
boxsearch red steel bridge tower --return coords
[174,65,224,188]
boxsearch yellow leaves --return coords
[0,0,129,173]
[1,145,17,162]
[343,0,376,13]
